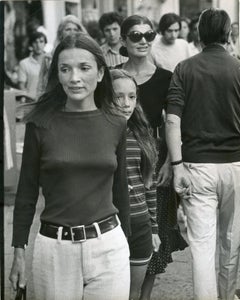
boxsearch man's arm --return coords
[165,113,191,199]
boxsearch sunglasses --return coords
[126,30,156,43]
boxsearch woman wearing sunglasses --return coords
[116,15,188,300]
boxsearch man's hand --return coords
[173,164,191,200]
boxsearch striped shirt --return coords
[101,43,128,68]
[126,129,158,233]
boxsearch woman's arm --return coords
[112,122,130,237]
[10,122,41,290]
[12,122,41,246]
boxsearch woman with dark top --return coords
[110,69,160,300]
[117,15,188,299]
[9,33,130,300]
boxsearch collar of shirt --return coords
[101,43,120,55]
[29,53,44,65]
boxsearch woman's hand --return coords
[152,234,161,252]
[9,248,26,290]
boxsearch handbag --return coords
[15,285,26,300]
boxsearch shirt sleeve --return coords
[166,63,186,118]
[112,121,131,237]
[18,60,27,84]
[12,122,41,246]
[145,174,158,233]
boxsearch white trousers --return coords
[182,162,240,300]
[32,224,130,300]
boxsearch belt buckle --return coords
[70,225,86,243]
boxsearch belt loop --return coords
[57,226,63,243]
[93,222,102,239]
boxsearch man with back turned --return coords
[166,8,240,300]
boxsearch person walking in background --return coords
[179,17,190,41]
[18,31,47,101]
[151,13,191,72]
[9,33,130,300]
[227,21,240,59]
[99,12,128,68]
[110,69,160,300]
[36,14,87,99]
[188,15,201,56]
[166,8,240,300]
[117,15,188,300]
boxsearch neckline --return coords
[59,108,101,117]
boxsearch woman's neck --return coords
[122,56,156,85]
[65,98,97,112]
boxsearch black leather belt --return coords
[40,215,119,243]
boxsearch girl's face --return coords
[62,22,80,39]
[58,48,103,108]
[112,78,137,120]
[122,24,154,58]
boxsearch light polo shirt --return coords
[101,43,128,68]
[151,34,191,72]
[18,55,41,99]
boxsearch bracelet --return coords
[171,159,183,166]
[14,245,26,249]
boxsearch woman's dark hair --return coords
[188,15,200,42]
[24,33,115,127]
[120,15,154,57]
[198,8,231,45]
[158,13,181,35]
[110,69,157,188]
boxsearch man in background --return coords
[18,31,46,100]
[99,12,127,68]
[151,13,191,72]
[166,8,240,300]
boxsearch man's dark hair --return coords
[29,31,47,46]
[158,13,181,35]
[198,8,231,45]
[99,12,124,32]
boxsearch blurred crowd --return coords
[4,10,239,104]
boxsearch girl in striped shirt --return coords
[110,69,161,300]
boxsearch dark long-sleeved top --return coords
[167,44,240,163]
[12,109,130,246]
[138,68,172,131]
[126,129,158,233]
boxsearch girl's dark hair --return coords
[198,8,231,45]
[110,69,157,188]
[24,33,115,127]
[120,15,154,58]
